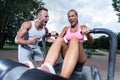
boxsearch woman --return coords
[39,9,94,79]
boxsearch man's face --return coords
[38,10,49,26]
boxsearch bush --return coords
[117,50,120,54]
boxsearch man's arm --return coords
[15,21,37,45]
[42,27,56,43]
[45,27,68,43]
[46,31,59,43]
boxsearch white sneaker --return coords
[39,63,56,74]
[24,61,35,69]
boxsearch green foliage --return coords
[97,36,109,50]
[112,0,120,22]
[0,45,18,50]
[84,35,109,50]
[0,0,45,48]
[117,32,120,49]
[117,50,120,54]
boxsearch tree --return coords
[112,0,120,22]
[99,36,109,50]
[0,0,44,48]
[117,32,120,49]
[90,36,109,50]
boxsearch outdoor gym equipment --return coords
[0,59,67,80]
[42,28,117,80]
[0,28,117,80]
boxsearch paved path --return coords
[0,50,18,61]
[85,50,120,80]
[0,50,120,80]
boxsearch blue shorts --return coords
[18,45,44,63]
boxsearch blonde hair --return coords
[67,9,78,17]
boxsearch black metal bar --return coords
[90,28,117,80]
[42,33,51,58]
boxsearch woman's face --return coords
[68,11,78,27]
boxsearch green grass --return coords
[1,46,120,55]
[117,50,120,54]
[0,46,18,50]
[0,45,46,51]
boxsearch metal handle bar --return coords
[89,28,117,80]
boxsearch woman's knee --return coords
[71,37,78,41]
[70,38,79,44]
[55,37,64,42]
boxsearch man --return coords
[15,7,56,68]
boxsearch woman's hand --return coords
[81,25,94,44]
[81,25,90,35]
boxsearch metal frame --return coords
[90,28,117,80]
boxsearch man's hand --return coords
[50,31,58,38]
[28,37,37,45]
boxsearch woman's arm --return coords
[81,25,94,44]
[86,33,94,44]
[59,27,68,38]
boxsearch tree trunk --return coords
[0,33,8,48]
[0,17,9,49]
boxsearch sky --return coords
[43,0,120,37]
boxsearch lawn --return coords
[117,50,120,54]
[1,46,120,55]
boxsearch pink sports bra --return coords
[65,26,84,42]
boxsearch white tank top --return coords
[25,21,46,48]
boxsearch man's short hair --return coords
[36,7,48,16]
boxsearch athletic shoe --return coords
[24,61,35,69]
[38,63,56,74]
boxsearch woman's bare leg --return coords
[61,40,68,58]
[78,43,87,63]
[60,38,79,79]
[44,37,63,66]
